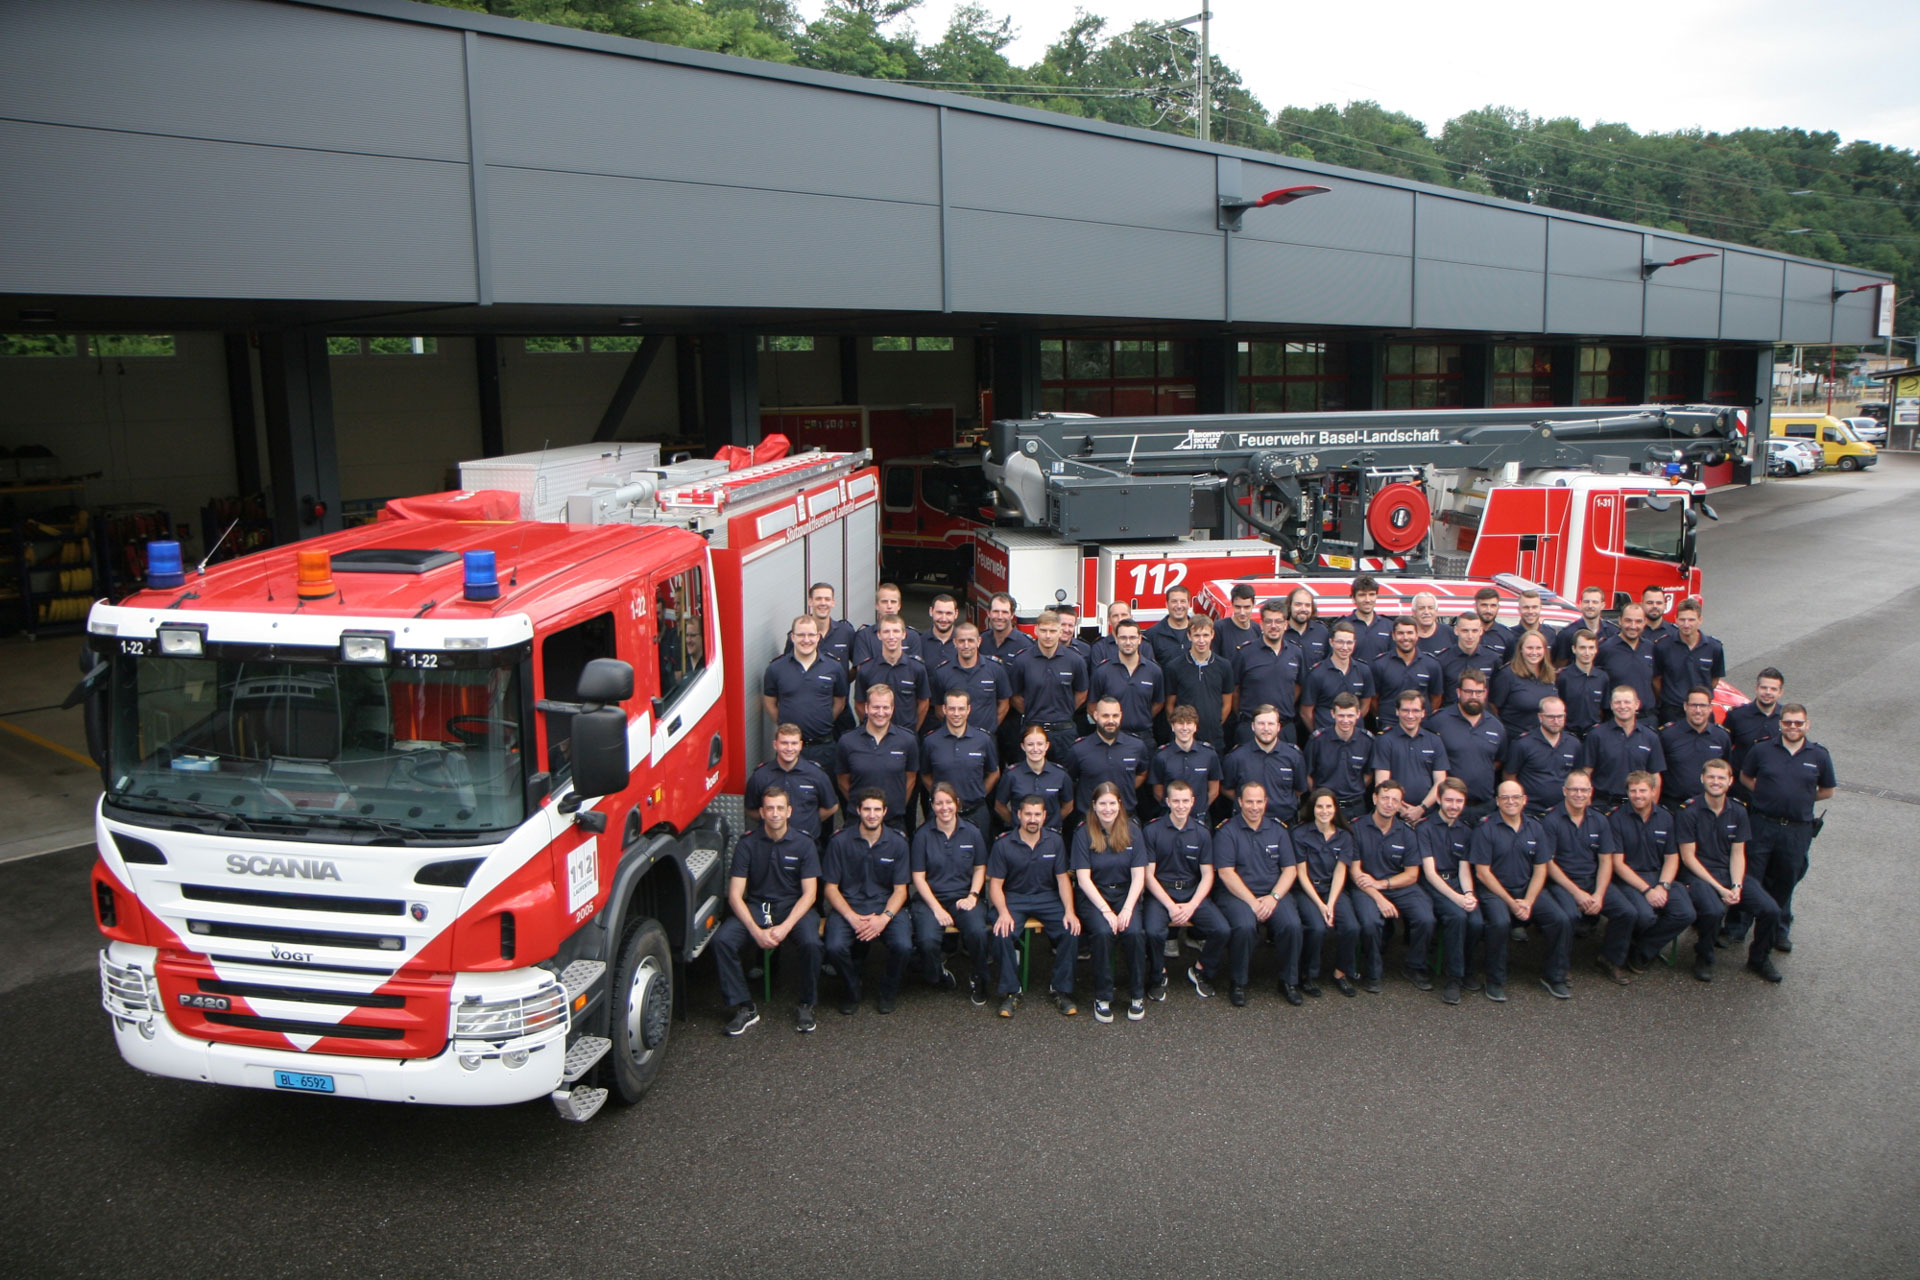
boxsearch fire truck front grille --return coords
[185,919,406,952]
[204,1012,406,1041]
[198,978,406,1009]
[180,884,407,916]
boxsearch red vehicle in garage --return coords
[84,443,877,1122]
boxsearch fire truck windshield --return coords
[103,652,526,842]
[1622,494,1688,564]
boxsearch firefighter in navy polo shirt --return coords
[1144,585,1197,669]
[1282,585,1332,669]
[1504,697,1582,814]
[1441,612,1504,703]
[1306,694,1374,821]
[1659,688,1732,811]
[1554,630,1611,738]
[1677,758,1782,983]
[919,688,1000,835]
[1369,689,1450,822]
[1639,584,1676,645]
[851,581,925,665]
[746,724,840,845]
[1606,770,1695,972]
[1597,604,1659,724]
[821,790,913,1015]
[1551,585,1618,667]
[711,786,824,1036]
[1370,617,1445,723]
[1581,686,1665,810]
[1339,574,1398,665]
[1349,780,1436,994]
[1540,768,1627,995]
[835,685,920,830]
[1291,787,1364,998]
[1420,779,1483,1005]
[1300,622,1377,732]
[1490,631,1559,743]
[1141,779,1230,1000]
[987,795,1080,1017]
[1471,780,1570,1004]
[928,620,1011,738]
[979,592,1036,666]
[1010,608,1088,762]
[794,581,857,679]
[1165,613,1235,751]
[1216,582,1263,661]
[1211,781,1305,1007]
[1653,598,1726,725]
[1738,704,1836,955]
[763,614,849,776]
[921,592,960,671]
[1724,668,1785,794]
[1233,600,1306,736]
[1222,704,1308,824]
[1409,591,1455,658]
[853,616,931,732]
[1471,587,1513,663]
[1070,697,1150,815]
[909,783,992,1005]
[1428,670,1505,823]
[1151,704,1222,813]
[1070,783,1151,1023]
[1088,619,1164,744]
[995,723,1074,833]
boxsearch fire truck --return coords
[86,442,877,1121]
[974,403,1744,629]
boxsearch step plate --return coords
[562,1035,611,1083]
[551,1085,608,1123]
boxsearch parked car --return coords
[1771,413,1879,471]
[1841,415,1888,444]
[1765,437,1823,476]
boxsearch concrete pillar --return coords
[257,331,340,543]
[989,333,1043,421]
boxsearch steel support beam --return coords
[475,334,505,456]
[698,332,759,450]
[592,334,665,443]
[222,332,262,495]
[258,331,340,543]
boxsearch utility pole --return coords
[1144,10,1213,141]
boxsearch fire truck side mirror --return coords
[576,658,634,705]
[568,707,631,803]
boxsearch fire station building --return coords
[0,0,1893,621]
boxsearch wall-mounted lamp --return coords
[1642,252,1718,279]
[1219,185,1330,232]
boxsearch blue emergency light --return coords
[463,549,500,601]
[147,539,186,589]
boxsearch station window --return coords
[871,336,953,352]
[1705,349,1747,404]
[655,567,708,706]
[1648,349,1685,403]
[759,336,816,353]
[0,335,78,357]
[1237,341,1351,412]
[525,336,586,354]
[540,611,617,786]
[1039,339,1196,415]
[1382,343,1465,409]
[369,337,437,356]
[594,335,646,353]
[326,337,363,357]
[90,335,176,358]
[1578,347,1632,404]
[1490,345,1553,407]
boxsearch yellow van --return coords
[1771,413,1879,471]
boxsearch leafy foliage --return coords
[425,1,1920,306]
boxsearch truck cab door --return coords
[638,553,727,832]
[1582,491,1623,608]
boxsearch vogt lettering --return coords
[226,854,343,881]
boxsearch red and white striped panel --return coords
[1317,554,1407,571]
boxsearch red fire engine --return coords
[974,404,1743,631]
[86,442,877,1121]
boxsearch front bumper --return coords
[101,946,569,1106]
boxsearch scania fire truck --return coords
[975,403,1744,629]
[87,442,877,1122]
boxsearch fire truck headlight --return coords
[340,632,391,665]
[501,1049,529,1070]
[457,1053,484,1072]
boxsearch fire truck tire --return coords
[1366,483,1431,554]
[606,916,673,1105]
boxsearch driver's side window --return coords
[540,612,616,787]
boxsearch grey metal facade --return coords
[0,0,1891,343]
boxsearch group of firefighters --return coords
[710,575,1835,1035]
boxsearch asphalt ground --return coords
[4,460,1918,1279]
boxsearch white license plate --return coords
[273,1070,335,1094]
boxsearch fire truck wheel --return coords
[607,916,673,1104]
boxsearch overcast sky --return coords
[813,0,1920,152]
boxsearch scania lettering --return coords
[85,441,879,1121]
